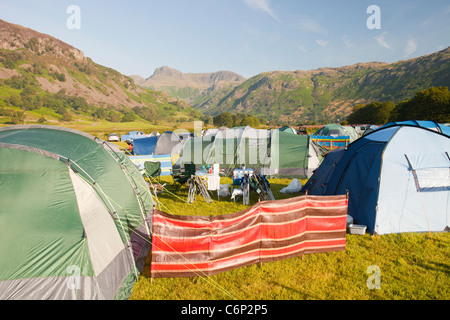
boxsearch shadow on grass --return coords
[155,176,305,208]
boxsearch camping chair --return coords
[187,174,212,204]
[172,163,196,190]
[144,161,161,181]
[144,161,165,195]
[250,174,275,202]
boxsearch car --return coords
[107,133,120,142]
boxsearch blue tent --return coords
[132,131,182,156]
[302,124,450,235]
[382,120,450,136]
[132,136,158,155]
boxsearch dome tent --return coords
[303,124,450,235]
[311,124,360,149]
[0,125,154,300]
[278,126,297,134]
[381,120,450,136]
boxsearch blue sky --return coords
[1,0,449,78]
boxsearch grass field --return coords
[1,122,447,300]
[129,176,450,300]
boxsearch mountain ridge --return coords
[0,19,201,125]
[195,48,450,123]
[130,48,450,124]
[136,66,246,89]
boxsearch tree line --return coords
[346,86,449,124]
[212,112,267,128]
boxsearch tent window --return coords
[415,168,450,192]
[404,154,450,192]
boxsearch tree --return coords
[239,115,260,127]
[62,112,73,122]
[55,72,66,82]
[8,94,22,108]
[37,116,48,124]
[391,86,450,123]
[200,114,213,125]
[347,101,395,124]
[20,85,36,98]
[213,112,233,127]
[108,110,122,122]
[93,107,108,120]
[121,110,137,122]
[10,111,25,124]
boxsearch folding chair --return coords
[173,163,196,190]
[187,174,212,204]
[144,161,165,195]
[144,161,161,181]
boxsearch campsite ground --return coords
[129,176,450,300]
[2,122,447,300]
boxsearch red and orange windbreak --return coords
[150,195,348,278]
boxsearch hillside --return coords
[0,19,201,126]
[195,48,450,124]
[133,66,246,105]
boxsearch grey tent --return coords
[154,131,182,155]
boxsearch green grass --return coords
[129,176,450,300]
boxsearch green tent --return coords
[0,125,153,300]
[265,129,326,178]
[206,126,270,170]
[179,126,325,178]
[278,126,297,134]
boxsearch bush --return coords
[108,110,122,122]
[10,111,25,124]
[37,116,47,124]
[121,110,137,122]
[62,112,73,122]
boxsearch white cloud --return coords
[342,34,354,48]
[298,45,307,53]
[374,31,393,50]
[403,38,417,58]
[316,39,329,47]
[295,16,327,35]
[243,0,281,23]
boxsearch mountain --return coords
[133,66,246,105]
[195,48,450,124]
[0,19,200,125]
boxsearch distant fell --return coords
[133,66,246,104]
[195,48,450,123]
